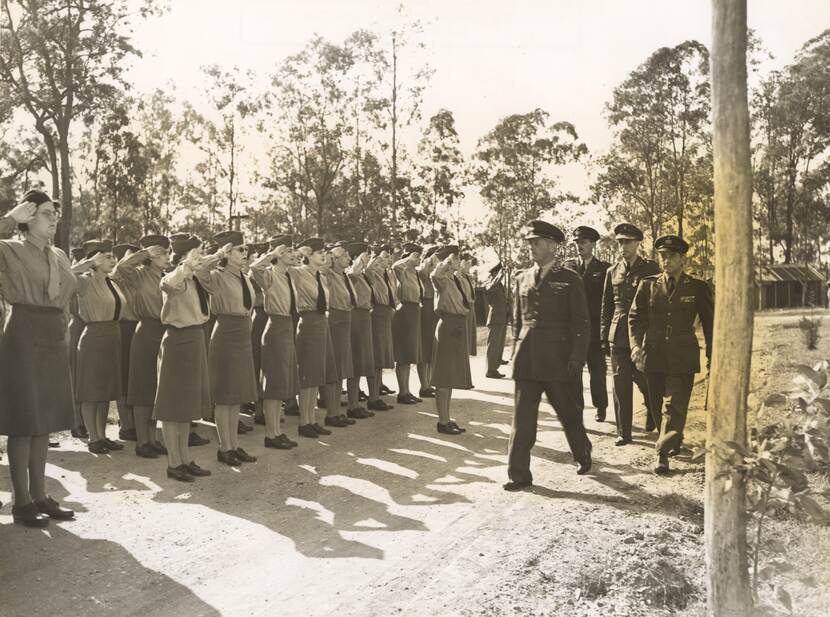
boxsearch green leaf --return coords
[775,585,793,612]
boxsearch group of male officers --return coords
[484,220,713,491]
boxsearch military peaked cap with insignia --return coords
[113,243,139,260]
[82,239,113,257]
[523,220,565,242]
[269,234,293,249]
[139,234,170,250]
[614,223,643,241]
[654,234,689,254]
[297,237,326,252]
[573,226,600,242]
[213,230,245,248]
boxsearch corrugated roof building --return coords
[755,264,826,309]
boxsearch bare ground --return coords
[0,312,827,617]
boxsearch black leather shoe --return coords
[167,465,195,482]
[298,424,318,438]
[324,415,349,428]
[265,435,294,449]
[235,447,257,463]
[485,371,505,379]
[645,418,657,432]
[396,394,418,405]
[447,421,466,433]
[347,407,372,419]
[186,461,212,476]
[34,496,75,520]
[502,480,532,492]
[595,409,606,422]
[576,451,592,475]
[104,438,125,451]
[237,420,252,435]
[189,432,210,447]
[240,402,256,415]
[254,412,266,426]
[88,440,109,454]
[135,443,159,459]
[217,449,242,466]
[281,434,298,447]
[312,423,332,435]
[418,388,436,398]
[437,422,463,435]
[655,454,670,475]
[12,502,50,527]
[151,441,168,455]
[119,428,137,441]
[342,414,356,425]
[284,400,300,415]
[614,437,632,447]
[358,390,369,401]
[379,384,396,395]
[71,426,89,439]
[367,399,394,411]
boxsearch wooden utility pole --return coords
[706,1,753,615]
[391,30,399,231]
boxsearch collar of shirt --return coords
[224,263,242,277]
[535,258,558,282]
[25,234,48,252]
[582,256,594,270]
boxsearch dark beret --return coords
[247,242,269,257]
[614,223,644,241]
[213,230,245,248]
[269,234,294,249]
[113,243,139,260]
[346,241,369,259]
[423,245,439,259]
[139,234,170,250]
[82,239,113,257]
[435,245,460,260]
[523,220,565,243]
[21,189,52,207]
[654,234,689,254]
[402,242,423,255]
[171,234,201,255]
[70,247,87,262]
[573,226,600,242]
[297,237,326,252]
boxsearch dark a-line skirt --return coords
[370,304,395,369]
[154,324,211,422]
[75,320,122,403]
[392,301,422,364]
[261,314,300,400]
[119,319,138,398]
[0,305,74,436]
[430,313,473,390]
[350,308,375,377]
[209,314,259,406]
[328,308,354,381]
[127,318,164,408]
[420,299,435,363]
[251,306,267,396]
[296,310,336,388]
[467,309,478,356]
[68,313,85,379]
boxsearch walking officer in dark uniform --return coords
[565,226,610,421]
[504,220,592,492]
[600,223,660,446]
[629,235,713,475]
[484,262,509,379]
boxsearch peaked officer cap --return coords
[573,226,600,242]
[654,234,689,254]
[523,220,565,242]
[139,234,170,249]
[614,223,643,241]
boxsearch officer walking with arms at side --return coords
[600,223,660,445]
[484,262,509,379]
[565,227,610,422]
[628,235,713,475]
[505,220,592,492]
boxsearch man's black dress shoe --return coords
[13,502,50,527]
[502,480,532,492]
[35,496,75,520]
[217,449,242,466]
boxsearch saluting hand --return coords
[182,247,203,270]
[8,201,38,224]
[145,245,167,260]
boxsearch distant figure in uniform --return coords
[344,241,376,419]
[392,241,425,404]
[458,254,478,356]
[505,220,592,492]
[600,223,660,446]
[112,243,139,442]
[484,262,509,379]
[565,226,610,422]
[364,245,397,410]
[247,242,269,421]
[629,235,713,474]
[68,247,88,439]
[416,246,439,398]
[324,241,358,427]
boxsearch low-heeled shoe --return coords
[437,422,463,435]
[186,462,212,477]
[217,449,242,466]
[235,447,257,463]
[167,465,195,482]
[324,415,350,428]
[34,496,75,520]
[298,424,318,438]
[12,502,50,527]
[367,399,394,411]
[88,440,109,454]
[135,443,159,459]
[502,480,532,492]
[151,441,168,455]
[265,435,294,449]
[104,438,125,451]
[189,432,210,447]
[312,423,332,436]
[119,428,137,441]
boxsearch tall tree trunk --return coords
[57,125,72,251]
[391,31,398,230]
[706,1,753,615]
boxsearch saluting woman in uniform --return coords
[110,234,171,458]
[247,242,269,421]
[391,242,424,404]
[155,235,213,482]
[74,239,129,454]
[292,237,337,438]
[196,231,259,467]
[363,245,396,412]
[248,234,299,450]
[112,243,139,442]
[430,246,472,435]
[458,253,479,357]
[344,242,375,419]
[0,190,77,527]
[417,246,439,399]
[68,246,88,439]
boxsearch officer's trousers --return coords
[610,345,651,439]
[646,372,694,456]
[486,323,507,374]
[577,344,608,414]
[507,379,591,484]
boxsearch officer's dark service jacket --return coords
[628,272,714,374]
[600,256,660,348]
[565,257,610,346]
[512,263,589,382]
[485,278,509,326]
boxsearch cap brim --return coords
[615,234,639,241]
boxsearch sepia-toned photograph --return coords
[1,1,829,615]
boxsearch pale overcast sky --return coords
[125,0,830,230]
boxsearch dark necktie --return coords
[453,275,470,309]
[343,272,357,308]
[579,261,586,276]
[533,267,541,286]
[286,272,296,315]
[316,271,327,312]
[416,272,424,302]
[240,273,252,310]
[667,276,676,296]
[383,270,395,306]
[364,273,376,306]
[105,278,122,321]
[194,278,209,316]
